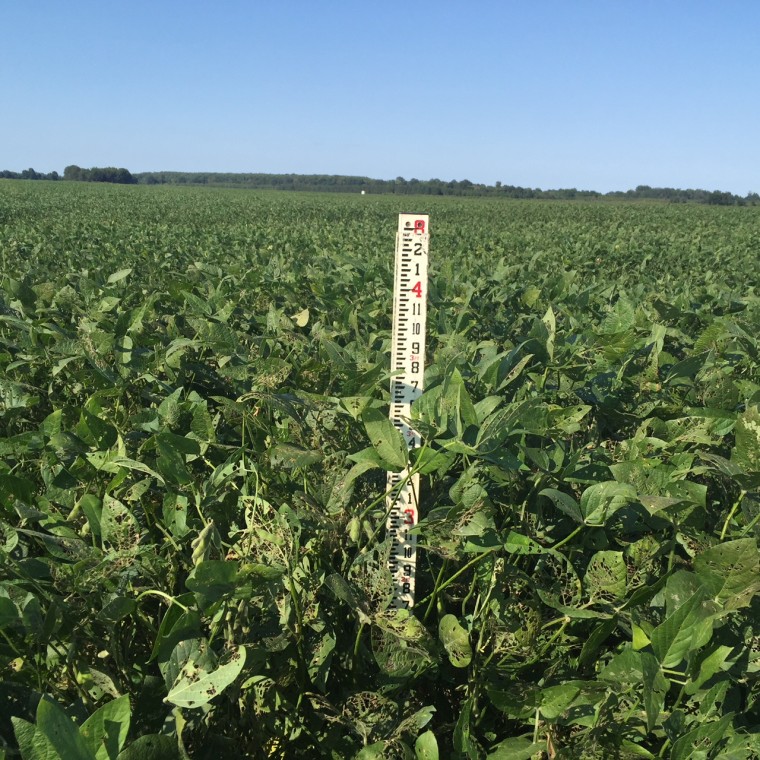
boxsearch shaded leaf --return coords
[80,695,130,760]
[35,697,97,760]
[116,735,181,760]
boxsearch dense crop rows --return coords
[1,181,760,758]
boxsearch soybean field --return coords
[1,180,760,759]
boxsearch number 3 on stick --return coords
[387,214,429,610]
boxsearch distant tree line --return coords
[0,165,136,184]
[134,172,607,199]
[0,168,60,181]
[606,184,760,206]
[133,173,759,204]
[63,165,137,184]
[1,167,757,204]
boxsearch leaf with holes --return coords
[584,551,626,602]
[694,538,760,612]
[165,645,246,708]
[439,614,472,668]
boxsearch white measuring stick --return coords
[387,214,429,609]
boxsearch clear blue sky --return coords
[2,1,758,194]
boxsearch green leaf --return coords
[35,697,97,760]
[549,403,591,434]
[98,596,136,625]
[539,682,581,720]
[78,494,103,541]
[537,589,610,619]
[85,452,165,484]
[474,395,502,425]
[158,431,200,456]
[413,446,457,476]
[6,277,37,309]
[584,551,626,601]
[731,405,760,473]
[664,570,703,617]
[78,410,118,450]
[165,645,246,708]
[415,730,439,760]
[486,737,543,759]
[12,717,59,760]
[539,680,606,721]
[600,330,637,362]
[269,442,322,469]
[599,647,644,685]
[699,680,730,719]
[601,296,636,334]
[100,496,139,547]
[162,639,213,691]
[633,623,651,650]
[0,596,19,628]
[670,712,734,760]
[399,705,436,736]
[346,445,387,479]
[686,645,734,695]
[454,485,494,538]
[185,560,238,610]
[474,398,536,451]
[189,403,215,441]
[619,573,669,612]
[339,395,373,420]
[307,631,336,692]
[540,488,583,524]
[355,743,387,760]
[453,697,478,758]
[149,593,202,663]
[106,269,132,285]
[80,695,131,760]
[154,432,199,485]
[161,493,189,539]
[641,651,669,732]
[503,531,550,556]
[116,735,181,760]
[541,305,556,361]
[291,307,309,327]
[665,353,709,384]
[163,639,216,691]
[618,740,656,758]
[97,296,120,314]
[650,585,716,668]
[438,614,472,668]
[694,538,760,611]
[324,573,361,608]
[442,368,479,437]
[362,407,407,470]
[579,617,618,666]
[487,683,541,720]
[0,378,39,411]
[372,610,437,678]
[0,474,36,509]
[580,481,636,526]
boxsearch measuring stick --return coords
[387,214,429,609]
